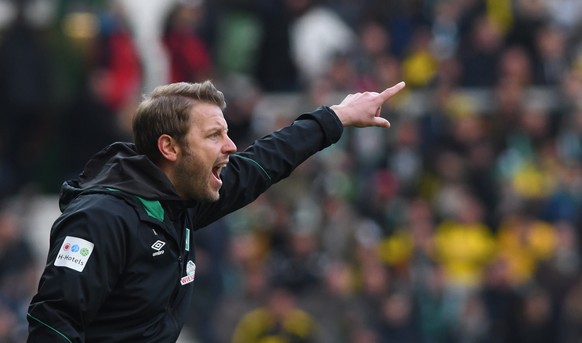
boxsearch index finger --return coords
[379,81,406,102]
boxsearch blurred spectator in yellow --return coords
[378,197,435,276]
[496,104,558,203]
[402,26,439,88]
[232,285,318,343]
[433,191,496,289]
[496,205,557,286]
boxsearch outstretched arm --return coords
[331,81,406,128]
[192,81,406,227]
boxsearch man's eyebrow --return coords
[202,124,228,134]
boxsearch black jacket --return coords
[27,107,343,342]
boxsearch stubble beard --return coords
[175,147,220,202]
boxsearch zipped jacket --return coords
[27,106,343,342]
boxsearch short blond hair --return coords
[132,80,226,163]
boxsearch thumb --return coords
[372,117,391,128]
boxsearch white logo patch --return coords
[54,236,94,272]
[180,260,196,285]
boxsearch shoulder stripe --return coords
[27,313,73,343]
[232,155,272,181]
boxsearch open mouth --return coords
[212,161,228,183]
[212,166,222,181]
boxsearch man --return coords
[27,80,405,342]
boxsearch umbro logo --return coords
[151,240,166,256]
[151,240,165,251]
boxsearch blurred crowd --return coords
[2,0,582,342]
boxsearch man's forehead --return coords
[190,103,227,127]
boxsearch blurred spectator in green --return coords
[214,0,261,77]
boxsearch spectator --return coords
[496,206,557,286]
[253,0,300,91]
[376,291,421,343]
[7,1,582,342]
[163,1,213,83]
[513,287,557,343]
[0,1,53,196]
[458,14,504,87]
[479,257,521,343]
[287,0,357,86]
[534,24,570,86]
[93,3,142,113]
[232,285,318,343]
[560,277,582,343]
[0,202,38,342]
[433,191,496,321]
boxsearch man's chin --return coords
[204,188,221,202]
[186,189,220,203]
[209,192,221,202]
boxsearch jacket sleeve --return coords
[193,106,343,228]
[27,194,129,342]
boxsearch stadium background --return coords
[2,0,582,342]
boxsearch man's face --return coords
[173,102,237,201]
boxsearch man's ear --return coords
[157,134,180,162]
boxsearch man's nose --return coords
[224,135,237,154]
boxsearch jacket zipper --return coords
[167,215,187,308]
